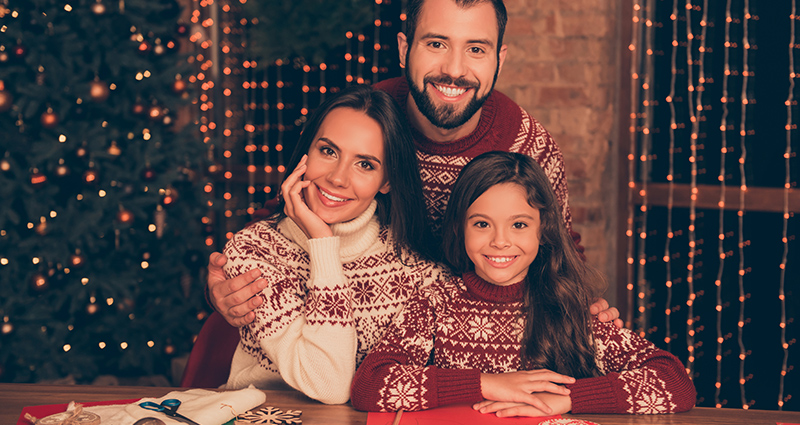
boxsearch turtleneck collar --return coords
[463,271,525,303]
[278,200,381,263]
[392,78,498,156]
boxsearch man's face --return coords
[399,0,507,130]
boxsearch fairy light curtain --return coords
[627,0,799,411]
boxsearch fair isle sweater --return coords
[373,78,582,254]
[350,272,697,414]
[223,201,450,404]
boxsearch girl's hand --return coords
[282,155,333,239]
[478,369,575,414]
[473,392,572,417]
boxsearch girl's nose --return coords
[489,229,511,249]
[327,162,349,187]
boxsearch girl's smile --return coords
[464,183,541,286]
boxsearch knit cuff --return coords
[436,368,483,408]
[307,236,343,288]
[567,374,622,414]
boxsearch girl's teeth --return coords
[488,256,514,263]
[435,84,467,97]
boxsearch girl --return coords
[351,151,696,416]
[222,86,449,403]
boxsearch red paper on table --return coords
[16,398,139,425]
[367,404,561,425]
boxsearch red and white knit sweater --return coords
[223,201,450,404]
[374,78,581,254]
[351,272,697,414]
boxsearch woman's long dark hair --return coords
[275,85,434,260]
[441,151,605,378]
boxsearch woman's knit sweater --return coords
[223,201,450,404]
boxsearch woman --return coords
[222,86,449,404]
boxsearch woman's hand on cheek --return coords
[478,370,574,415]
[282,155,333,239]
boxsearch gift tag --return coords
[37,410,101,425]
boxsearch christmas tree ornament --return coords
[76,146,88,157]
[91,0,106,15]
[83,167,99,184]
[12,43,26,59]
[89,79,110,102]
[164,344,175,355]
[154,206,165,238]
[40,108,59,129]
[35,221,48,235]
[69,251,86,268]
[0,81,13,112]
[55,162,70,177]
[30,273,48,292]
[132,100,146,115]
[86,303,99,315]
[153,43,165,55]
[117,207,134,224]
[0,51,8,63]
[176,23,188,35]
[148,105,163,120]
[107,141,121,156]
[31,169,47,187]
[172,78,187,94]
[141,166,157,181]
[0,158,10,172]
[161,114,173,126]
[161,188,177,206]
[138,40,151,54]
[1,322,13,335]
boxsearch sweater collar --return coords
[391,78,498,156]
[463,271,525,303]
[279,200,380,263]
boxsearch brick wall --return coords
[495,0,621,302]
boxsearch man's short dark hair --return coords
[404,0,508,48]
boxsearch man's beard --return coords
[406,64,498,130]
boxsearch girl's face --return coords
[302,107,391,225]
[464,182,541,286]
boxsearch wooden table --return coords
[2,383,799,425]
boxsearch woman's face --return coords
[302,107,391,225]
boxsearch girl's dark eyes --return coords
[320,146,336,156]
[512,222,528,229]
[358,161,375,170]
[429,41,444,49]
[473,221,489,228]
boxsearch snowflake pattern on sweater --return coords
[350,272,696,414]
[223,202,450,404]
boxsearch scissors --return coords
[139,398,202,425]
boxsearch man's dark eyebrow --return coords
[316,137,383,166]
[418,32,495,48]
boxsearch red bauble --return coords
[172,79,187,93]
[30,273,48,292]
[69,252,86,268]
[83,168,99,184]
[31,169,47,187]
[138,40,151,54]
[141,167,157,181]
[89,79,110,102]
[12,44,26,58]
[176,24,188,36]
[40,109,59,129]
[117,208,134,224]
[132,101,146,115]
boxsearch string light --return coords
[778,0,795,411]
[737,0,751,409]
[664,0,679,352]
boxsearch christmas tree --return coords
[0,0,210,383]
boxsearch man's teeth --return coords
[487,256,515,263]
[435,84,467,97]
[321,190,348,202]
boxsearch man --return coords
[206,0,619,327]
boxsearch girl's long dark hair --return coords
[441,151,605,378]
[275,85,434,260]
